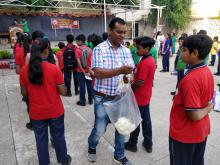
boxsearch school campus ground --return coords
[1,56,220,165]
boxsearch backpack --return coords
[63,45,77,70]
[79,46,90,68]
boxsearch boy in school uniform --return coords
[169,34,214,165]
[75,34,93,106]
[56,42,65,73]
[125,36,156,153]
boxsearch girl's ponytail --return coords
[28,39,43,85]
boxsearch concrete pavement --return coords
[1,56,220,165]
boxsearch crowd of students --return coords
[13,17,219,165]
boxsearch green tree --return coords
[148,0,192,30]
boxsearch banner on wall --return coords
[51,18,80,29]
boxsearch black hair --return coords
[167,33,173,47]
[178,36,185,41]
[66,34,74,43]
[214,36,218,42]
[46,40,55,64]
[183,34,213,60]
[181,33,188,38]
[15,32,22,47]
[133,38,138,42]
[22,34,31,56]
[136,36,155,50]
[109,17,126,29]
[28,38,49,85]
[91,35,103,47]
[197,30,207,35]
[58,42,65,49]
[76,34,86,43]
[102,32,108,41]
[125,41,130,46]
[32,31,45,41]
[156,31,161,39]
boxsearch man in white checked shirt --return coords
[88,18,134,165]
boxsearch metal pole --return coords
[104,0,107,32]
[156,6,160,32]
[131,10,134,40]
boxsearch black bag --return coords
[63,45,77,70]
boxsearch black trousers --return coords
[63,70,79,94]
[217,57,220,74]
[169,137,207,165]
[210,55,216,66]
[128,104,152,148]
[162,53,170,71]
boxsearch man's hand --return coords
[119,66,133,75]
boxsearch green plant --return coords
[0,50,10,59]
[148,0,192,31]
[52,47,60,54]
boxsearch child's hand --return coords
[123,75,129,84]
[207,103,214,113]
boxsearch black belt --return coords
[95,91,117,99]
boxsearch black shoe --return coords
[159,70,166,72]
[26,122,33,130]
[166,70,169,72]
[170,91,176,95]
[66,93,72,97]
[88,148,96,162]
[142,141,152,153]
[89,99,93,105]
[76,101,86,106]
[209,64,214,66]
[113,156,132,165]
[62,154,72,165]
[75,91,79,95]
[124,142,137,152]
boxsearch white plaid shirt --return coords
[92,40,134,96]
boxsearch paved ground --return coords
[1,56,220,165]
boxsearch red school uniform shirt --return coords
[169,64,214,143]
[19,62,65,120]
[15,44,25,69]
[75,45,92,73]
[134,55,156,106]
[56,49,64,70]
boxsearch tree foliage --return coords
[148,0,192,30]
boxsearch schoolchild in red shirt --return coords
[169,35,214,165]
[15,32,25,74]
[125,36,156,153]
[19,38,71,165]
[62,34,79,96]
[75,34,93,106]
[56,42,65,72]
[14,32,33,130]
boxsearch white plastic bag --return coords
[103,84,142,135]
